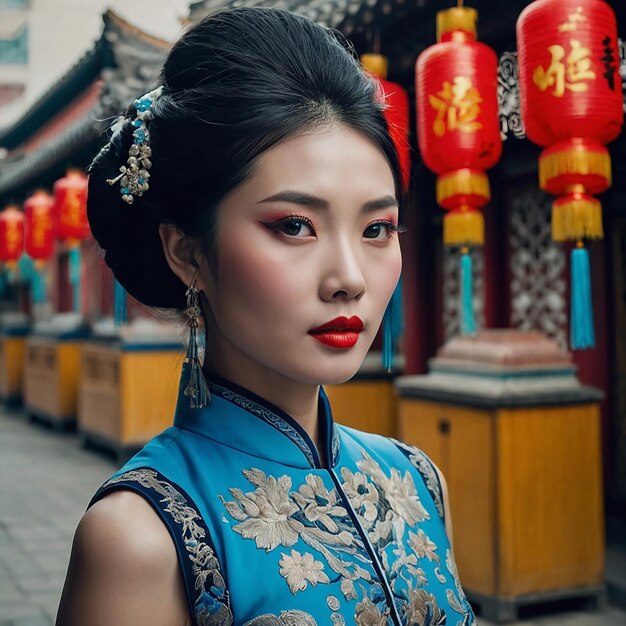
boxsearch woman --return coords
[57,7,476,626]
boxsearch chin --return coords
[294,352,367,387]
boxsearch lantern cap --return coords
[436,7,477,42]
[361,53,388,80]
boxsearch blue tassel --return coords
[32,267,46,304]
[460,251,476,335]
[114,278,128,326]
[68,247,81,313]
[570,246,595,350]
[0,271,5,296]
[381,277,404,372]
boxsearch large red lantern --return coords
[416,6,502,334]
[361,53,411,190]
[24,190,55,268]
[53,168,89,245]
[0,206,25,269]
[517,0,623,349]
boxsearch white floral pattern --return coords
[219,448,475,626]
[279,549,330,593]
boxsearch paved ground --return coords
[0,406,625,626]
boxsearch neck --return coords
[203,338,324,462]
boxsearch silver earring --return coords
[182,277,211,408]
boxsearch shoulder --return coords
[57,489,190,626]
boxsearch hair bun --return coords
[87,120,186,309]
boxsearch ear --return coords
[158,224,203,288]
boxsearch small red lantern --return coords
[0,206,25,269]
[24,190,55,268]
[517,0,623,349]
[361,53,411,190]
[53,168,90,245]
[416,5,502,333]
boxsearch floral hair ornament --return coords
[106,86,163,205]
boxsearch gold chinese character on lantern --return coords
[558,6,586,33]
[429,76,483,138]
[533,39,596,97]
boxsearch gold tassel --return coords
[552,197,603,242]
[444,209,485,247]
[437,169,490,206]
[539,146,611,190]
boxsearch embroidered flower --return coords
[245,610,318,626]
[359,452,429,527]
[404,588,446,626]
[408,528,439,563]
[354,597,388,626]
[340,468,379,523]
[279,549,330,594]
[292,475,347,532]
[220,469,304,551]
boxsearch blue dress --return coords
[89,374,476,626]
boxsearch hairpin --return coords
[106,86,163,205]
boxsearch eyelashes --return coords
[261,215,405,240]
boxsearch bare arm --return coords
[56,490,190,626]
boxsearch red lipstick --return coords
[308,316,364,349]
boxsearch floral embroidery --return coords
[220,469,372,601]
[405,588,447,626]
[219,449,475,626]
[392,440,445,521]
[102,468,233,626]
[220,469,303,551]
[292,474,347,531]
[279,549,330,593]
[244,610,318,625]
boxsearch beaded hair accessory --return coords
[106,86,162,205]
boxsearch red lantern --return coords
[416,6,502,334]
[24,190,55,268]
[0,206,25,269]
[416,6,501,250]
[361,54,411,190]
[517,0,623,349]
[53,169,90,245]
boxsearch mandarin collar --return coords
[173,373,340,469]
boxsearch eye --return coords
[262,215,315,238]
[363,220,401,240]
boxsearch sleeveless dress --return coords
[89,374,477,626]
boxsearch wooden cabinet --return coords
[23,336,82,428]
[325,378,398,437]
[0,332,28,406]
[78,342,184,459]
[399,398,605,617]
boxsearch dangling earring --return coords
[182,276,211,408]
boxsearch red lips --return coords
[309,316,364,348]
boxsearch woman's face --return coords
[201,125,402,386]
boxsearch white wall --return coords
[0,0,189,130]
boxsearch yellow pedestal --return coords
[398,395,605,621]
[78,342,184,459]
[0,335,27,405]
[325,379,398,437]
[23,336,82,427]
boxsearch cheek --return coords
[215,230,310,320]
[368,247,403,305]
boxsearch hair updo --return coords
[87,6,403,310]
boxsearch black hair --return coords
[87,6,403,310]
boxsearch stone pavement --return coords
[1,406,625,626]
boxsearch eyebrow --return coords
[258,190,399,212]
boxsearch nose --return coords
[319,237,366,302]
